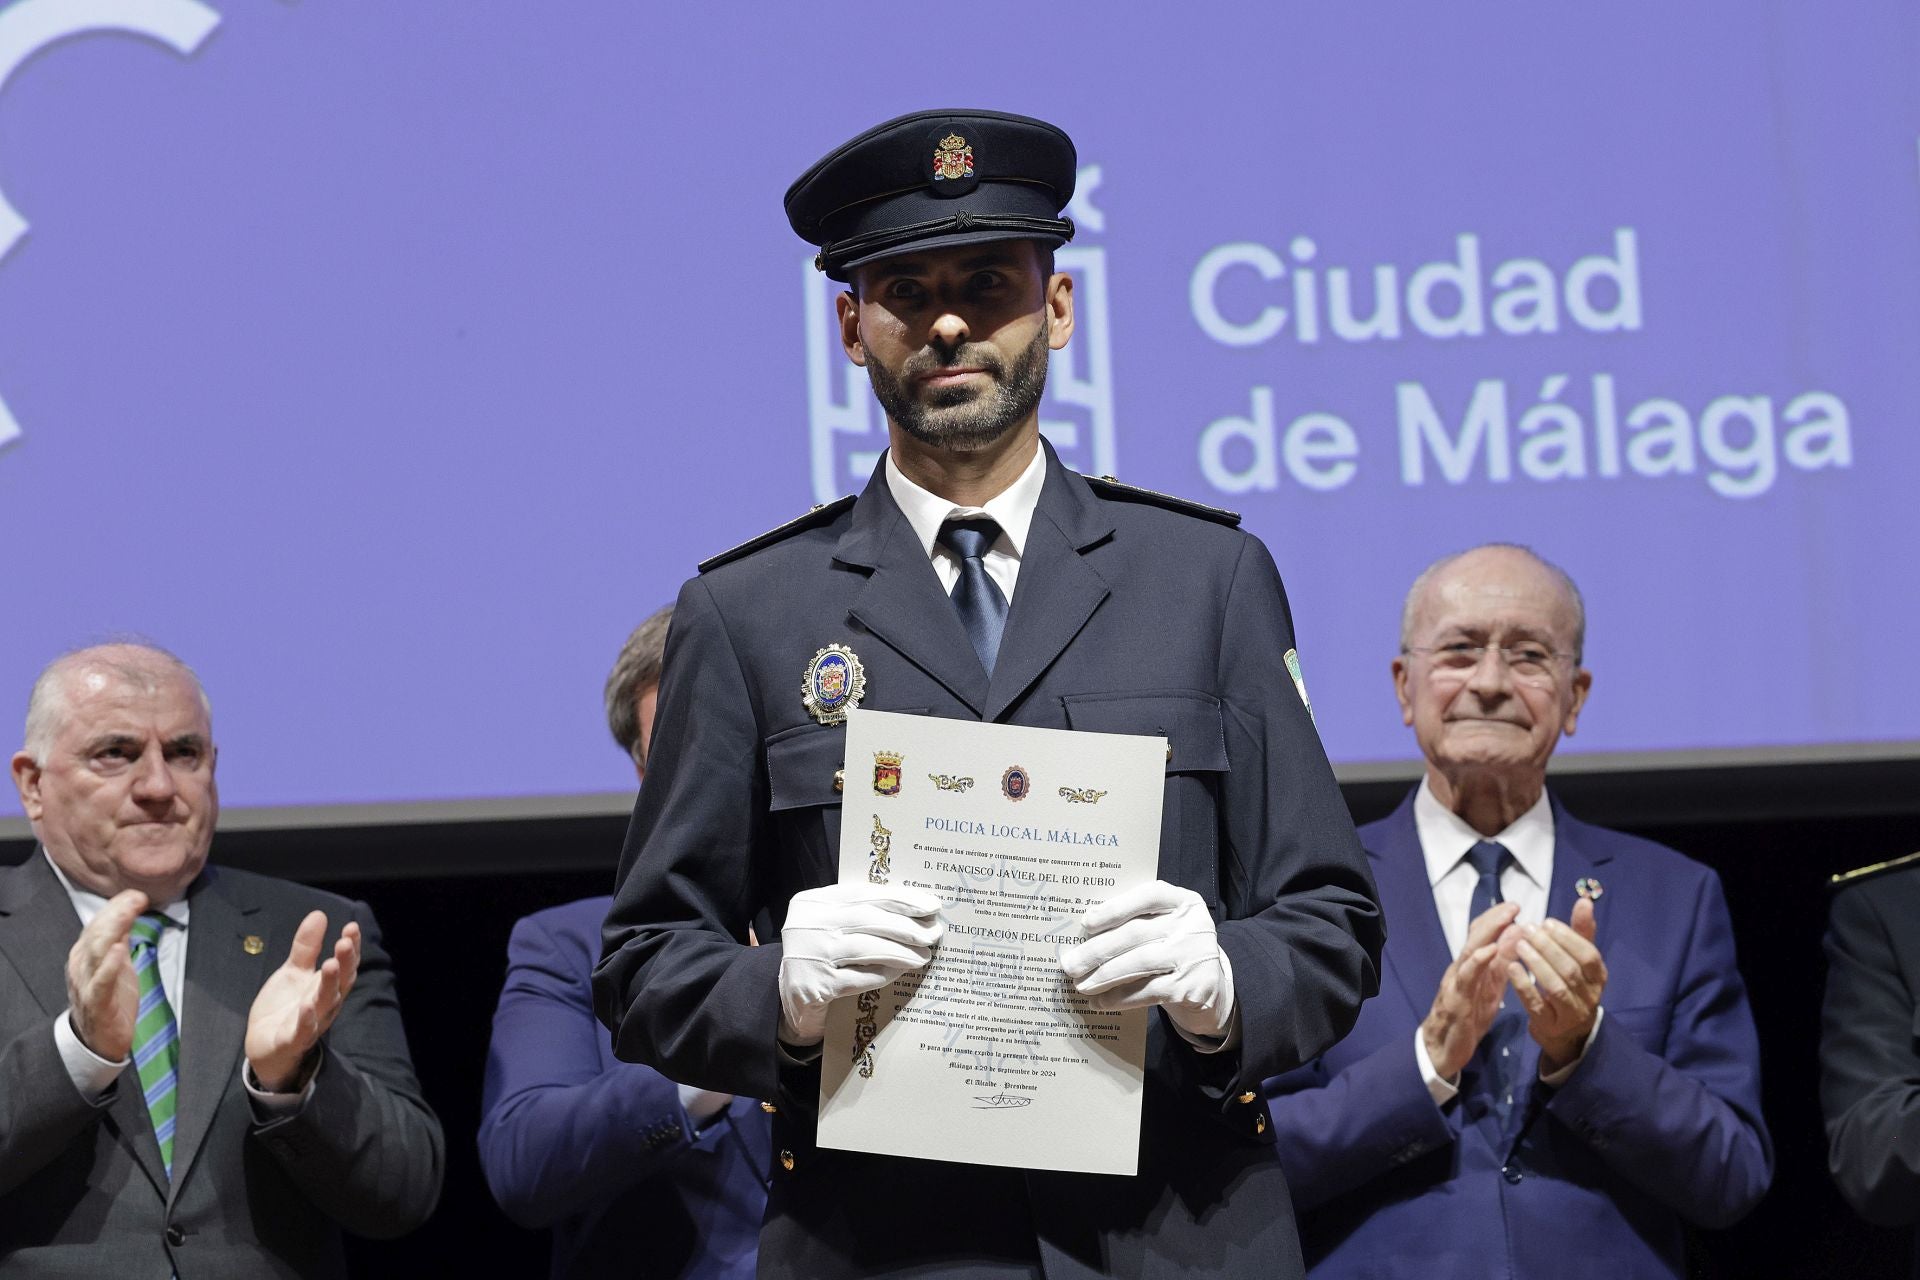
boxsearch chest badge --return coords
[802,644,867,725]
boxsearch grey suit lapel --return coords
[0,853,83,1018]
[169,865,269,1202]
[0,852,172,1196]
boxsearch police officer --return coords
[594,108,1382,1280]
[1822,849,1920,1277]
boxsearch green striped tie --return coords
[128,913,181,1178]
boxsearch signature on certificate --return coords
[972,1092,1035,1110]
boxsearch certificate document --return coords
[816,707,1165,1176]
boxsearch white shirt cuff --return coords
[55,1011,126,1102]
[677,1083,734,1126]
[243,1053,319,1119]
[1538,1007,1605,1086]
[1414,1026,1460,1107]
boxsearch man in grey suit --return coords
[0,642,443,1276]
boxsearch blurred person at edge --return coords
[479,604,771,1279]
[0,641,443,1276]
[1821,843,1920,1278]
[1264,544,1772,1279]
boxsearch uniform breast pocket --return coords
[763,712,931,895]
[1060,690,1231,909]
[764,724,849,893]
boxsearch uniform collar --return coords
[883,440,1047,563]
[1413,776,1554,893]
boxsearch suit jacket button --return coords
[760,1100,778,1113]
[780,1149,796,1172]
[1237,1091,1257,1104]
[832,770,845,793]
[165,1225,186,1247]
[1502,1165,1523,1184]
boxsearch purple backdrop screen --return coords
[1,3,1914,821]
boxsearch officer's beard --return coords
[866,319,1050,453]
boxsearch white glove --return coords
[1059,880,1237,1044]
[778,883,944,1047]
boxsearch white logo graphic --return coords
[804,163,1117,502]
[0,0,223,452]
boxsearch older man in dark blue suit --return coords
[1265,544,1772,1278]
[593,108,1382,1280]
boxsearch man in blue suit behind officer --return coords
[593,109,1383,1279]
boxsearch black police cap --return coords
[786,109,1077,282]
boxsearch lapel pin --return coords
[1575,877,1604,902]
[242,935,265,955]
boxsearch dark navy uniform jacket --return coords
[1822,855,1920,1278]
[595,441,1383,1279]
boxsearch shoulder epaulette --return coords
[1082,473,1240,527]
[698,495,856,573]
[1830,849,1920,890]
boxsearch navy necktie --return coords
[938,518,1009,674]
[1466,839,1511,920]
[1464,839,1523,1138]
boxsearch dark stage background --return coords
[6,762,1918,1278]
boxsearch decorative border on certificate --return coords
[868,815,893,884]
[853,990,879,1078]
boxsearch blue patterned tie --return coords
[128,913,181,1178]
[1464,840,1523,1138]
[938,518,1009,674]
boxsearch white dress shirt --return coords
[884,442,1047,603]
[47,851,308,1113]
[1415,778,1553,956]
[1406,781,1601,1104]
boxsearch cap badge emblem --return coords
[932,132,974,182]
[802,643,867,725]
